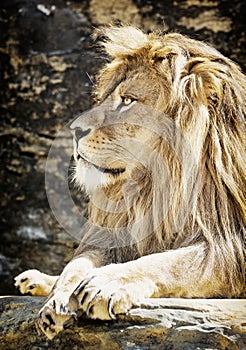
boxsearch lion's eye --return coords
[121,96,136,105]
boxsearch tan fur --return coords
[15,26,245,339]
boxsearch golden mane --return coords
[76,26,246,297]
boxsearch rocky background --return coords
[0,0,245,296]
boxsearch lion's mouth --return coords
[77,153,125,176]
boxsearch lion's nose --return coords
[72,127,91,141]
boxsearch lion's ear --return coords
[179,58,230,106]
[178,56,245,130]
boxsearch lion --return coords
[15,26,245,339]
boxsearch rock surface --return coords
[0,296,245,350]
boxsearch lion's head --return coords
[70,26,245,296]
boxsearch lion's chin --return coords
[74,157,125,192]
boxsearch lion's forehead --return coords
[116,73,161,102]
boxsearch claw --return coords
[108,297,116,319]
[84,289,102,311]
[80,291,89,305]
[20,278,28,283]
[74,276,94,296]
[28,284,36,290]
[45,313,55,326]
[87,304,94,317]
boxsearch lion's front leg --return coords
[74,244,213,320]
[37,256,95,339]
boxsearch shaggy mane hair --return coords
[72,26,246,298]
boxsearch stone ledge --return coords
[0,296,245,349]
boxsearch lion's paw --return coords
[75,278,131,320]
[74,266,154,320]
[38,292,78,339]
[14,269,56,296]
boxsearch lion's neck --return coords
[87,174,181,253]
[88,179,142,228]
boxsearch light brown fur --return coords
[15,26,245,339]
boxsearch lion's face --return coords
[70,69,171,192]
